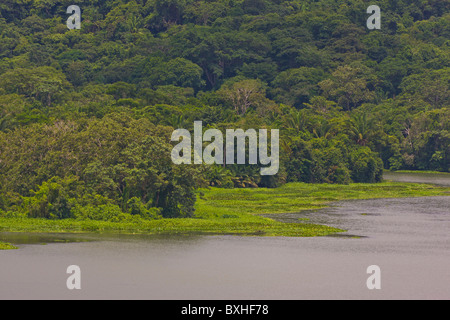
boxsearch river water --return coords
[0,172,449,300]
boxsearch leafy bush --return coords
[127,197,162,220]
[349,147,384,183]
[21,176,79,219]
[73,203,124,221]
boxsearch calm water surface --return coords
[1,172,449,300]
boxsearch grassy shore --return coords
[0,182,449,242]
[195,181,450,217]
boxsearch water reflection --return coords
[0,232,90,245]
[383,171,450,186]
[0,231,205,247]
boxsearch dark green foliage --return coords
[21,176,79,219]
[0,0,448,220]
[349,147,384,183]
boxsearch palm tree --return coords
[284,109,308,133]
[312,118,334,139]
[350,111,372,146]
[169,114,185,128]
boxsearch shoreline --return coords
[384,170,450,175]
[1,180,449,248]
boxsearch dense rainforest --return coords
[0,0,448,220]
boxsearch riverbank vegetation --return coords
[1,182,449,239]
[0,1,448,224]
